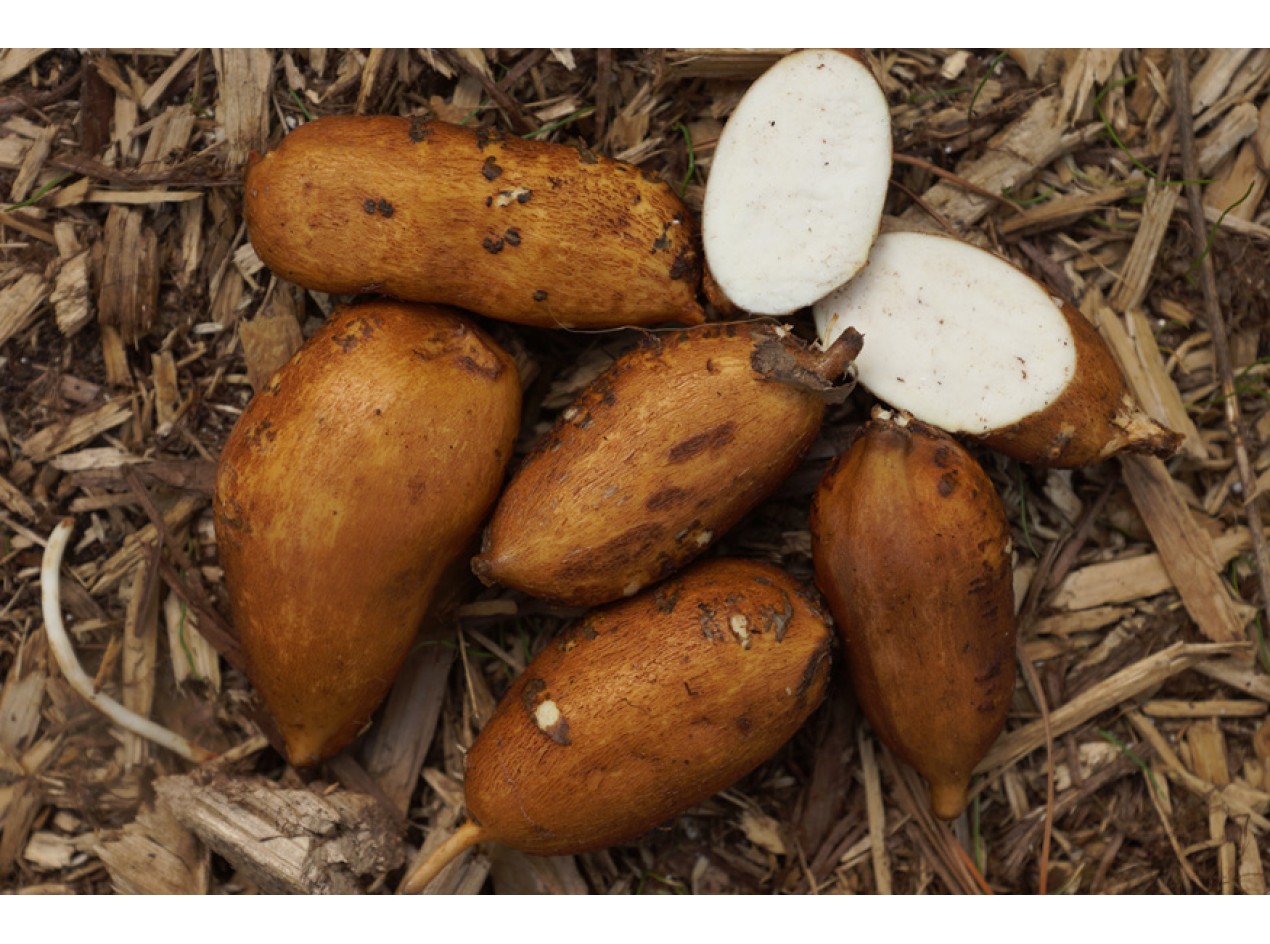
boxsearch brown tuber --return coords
[213,300,521,767]
[243,114,705,330]
[473,322,862,607]
[810,409,1017,819]
[398,557,834,892]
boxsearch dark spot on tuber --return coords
[654,582,682,614]
[482,236,505,254]
[363,198,376,214]
[482,156,503,181]
[474,127,504,150]
[533,290,548,302]
[669,250,693,281]
[378,199,394,218]
[938,472,957,497]
[408,114,434,142]
[455,354,504,381]
[668,422,736,463]
[504,227,521,247]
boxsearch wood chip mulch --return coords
[1,48,1268,895]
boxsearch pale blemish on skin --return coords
[623,579,643,597]
[533,699,572,745]
[730,614,751,649]
[534,699,560,730]
[494,187,533,207]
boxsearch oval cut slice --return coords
[703,49,892,316]
[815,231,1077,435]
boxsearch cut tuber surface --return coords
[702,49,892,316]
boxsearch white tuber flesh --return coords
[703,49,892,316]
[813,232,1078,435]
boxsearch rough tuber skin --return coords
[473,322,862,607]
[243,114,705,330]
[398,557,834,893]
[810,410,1017,820]
[213,300,521,767]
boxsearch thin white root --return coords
[41,517,217,764]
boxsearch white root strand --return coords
[40,517,216,764]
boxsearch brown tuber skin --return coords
[398,557,834,893]
[810,410,1017,820]
[243,115,705,330]
[213,300,521,767]
[473,322,863,607]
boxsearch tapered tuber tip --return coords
[397,820,489,894]
[929,780,971,821]
[1116,408,1184,460]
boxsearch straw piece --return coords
[977,642,1247,773]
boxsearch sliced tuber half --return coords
[813,231,1182,467]
[702,48,892,316]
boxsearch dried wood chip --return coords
[1142,699,1268,719]
[664,49,789,80]
[163,592,221,691]
[156,773,406,894]
[121,562,161,769]
[1197,102,1260,175]
[1088,291,1205,459]
[899,97,1097,232]
[1239,827,1266,894]
[19,398,132,463]
[978,642,1247,773]
[0,49,51,85]
[1050,527,1250,611]
[86,189,203,204]
[360,621,457,814]
[1190,50,1253,116]
[1120,456,1251,645]
[1186,719,1232,786]
[97,206,158,346]
[1000,184,1134,237]
[1059,49,1122,124]
[51,251,91,337]
[239,287,304,394]
[0,470,40,523]
[138,48,201,113]
[151,349,181,431]
[1205,97,1270,218]
[857,726,891,894]
[1109,182,1180,311]
[95,802,209,894]
[1195,659,1270,703]
[0,271,49,346]
[89,494,203,594]
[9,123,57,203]
[23,831,80,870]
[211,49,273,168]
[488,846,588,894]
